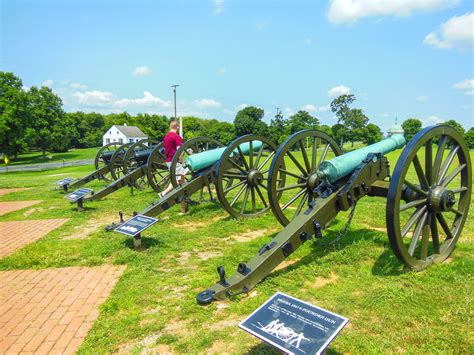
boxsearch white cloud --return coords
[423,115,446,126]
[319,105,331,112]
[70,82,88,90]
[284,107,294,116]
[22,86,30,92]
[42,79,53,87]
[236,103,248,111]
[381,113,390,118]
[416,95,429,102]
[453,79,474,95]
[302,104,317,113]
[222,109,234,115]
[72,90,170,108]
[132,66,152,77]
[192,98,222,108]
[217,68,227,75]
[327,0,460,24]
[214,0,224,15]
[328,85,351,98]
[424,12,474,50]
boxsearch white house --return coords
[103,124,147,146]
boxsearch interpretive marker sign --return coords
[64,188,93,202]
[115,214,158,237]
[55,177,75,186]
[239,291,348,355]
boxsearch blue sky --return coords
[1,0,473,132]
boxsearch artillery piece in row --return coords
[197,125,471,304]
[108,134,279,245]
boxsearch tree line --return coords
[1,71,472,162]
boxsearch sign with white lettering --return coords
[115,214,158,237]
[65,188,93,202]
[55,177,75,186]
[239,291,348,355]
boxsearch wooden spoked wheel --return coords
[109,143,132,181]
[170,136,223,188]
[95,142,123,182]
[386,125,472,271]
[268,130,343,226]
[146,143,170,193]
[215,135,277,219]
[122,139,159,190]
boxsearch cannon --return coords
[108,135,278,246]
[196,125,471,304]
[79,138,167,204]
[60,142,131,192]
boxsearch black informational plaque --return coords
[64,188,93,202]
[239,292,348,355]
[115,214,158,237]
[55,177,75,186]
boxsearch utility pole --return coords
[172,84,181,137]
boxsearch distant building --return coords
[387,119,404,137]
[102,124,147,146]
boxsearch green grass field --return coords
[0,147,472,353]
[1,147,99,166]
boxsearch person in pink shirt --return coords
[160,121,188,200]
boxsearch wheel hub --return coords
[247,169,263,187]
[428,186,456,212]
[307,173,319,190]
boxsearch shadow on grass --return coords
[124,235,162,250]
[246,343,279,355]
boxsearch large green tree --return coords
[361,123,382,144]
[288,110,319,134]
[464,128,474,149]
[330,94,367,147]
[234,106,268,136]
[402,118,422,141]
[135,113,169,139]
[269,110,289,144]
[0,72,29,159]
[26,86,66,156]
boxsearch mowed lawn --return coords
[1,147,99,166]
[0,147,472,353]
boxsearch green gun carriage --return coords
[108,134,279,246]
[197,125,471,304]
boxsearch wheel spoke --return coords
[299,140,311,173]
[230,184,247,207]
[294,192,309,216]
[276,183,307,192]
[253,145,265,169]
[452,187,468,194]
[311,137,318,173]
[281,188,307,211]
[223,173,246,180]
[430,214,440,254]
[257,151,275,170]
[400,199,426,212]
[251,187,256,213]
[441,163,466,188]
[237,146,250,171]
[401,206,427,238]
[248,141,253,168]
[287,151,307,175]
[240,186,251,214]
[438,145,459,184]
[413,155,429,190]
[425,140,433,185]
[317,144,330,170]
[227,157,247,174]
[449,207,463,216]
[224,179,246,195]
[255,185,268,208]
[408,211,428,256]
[432,135,447,181]
[436,213,453,239]
[404,180,428,196]
[420,214,431,260]
[279,167,306,180]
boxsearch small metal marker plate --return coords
[114,214,158,237]
[239,291,348,355]
[65,188,93,202]
[55,177,75,186]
